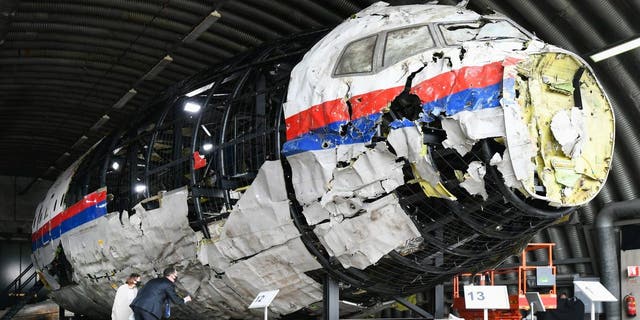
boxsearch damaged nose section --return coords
[499,52,614,207]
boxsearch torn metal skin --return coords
[30,2,615,319]
[280,1,613,303]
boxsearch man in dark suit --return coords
[130,266,192,320]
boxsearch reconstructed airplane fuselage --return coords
[30,2,614,319]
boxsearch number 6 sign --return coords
[463,285,510,309]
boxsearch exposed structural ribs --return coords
[282,132,570,298]
[278,22,612,299]
[27,3,620,319]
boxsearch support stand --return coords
[530,302,534,320]
[248,289,279,319]
[573,281,616,320]
[434,284,444,318]
[525,292,544,320]
[323,274,339,320]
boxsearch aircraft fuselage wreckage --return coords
[30,2,614,319]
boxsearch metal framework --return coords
[56,29,576,315]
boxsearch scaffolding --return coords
[452,243,558,320]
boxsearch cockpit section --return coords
[438,19,530,45]
[332,18,530,79]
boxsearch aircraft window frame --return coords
[437,18,532,46]
[333,34,378,77]
[333,24,441,78]
[35,205,43,226]
[382,24,436,67]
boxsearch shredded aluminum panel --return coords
[550,108,585,158]
[326,143,404,201]
[287,149,337,205]
[212,161,300,260]
[490,151,521,189]
[386,125,423,161]
[224,238,322,315]
[302,201,330,226]
[459,161,489,200]
[314,194,421,269]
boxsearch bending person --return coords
[111,273,141,320]
[130,266,191,320]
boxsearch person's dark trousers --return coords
[132,307,159,320]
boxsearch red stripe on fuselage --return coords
[410,61,503,104]
[31,190,107,242]
[284,61,504,140]
[285,99,350,140]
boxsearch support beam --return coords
[323,274,339,320]
[394,296,434,319]
[435,284,444,318]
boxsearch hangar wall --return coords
[0,176,51,308]
[0,176,51,237]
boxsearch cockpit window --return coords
[439,19,529,45]
[383,25,434,67]
[334,35,377,75]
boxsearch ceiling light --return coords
[90,115,110,131]
[113,89,137,109]
[186,82,214,97]
[590,36,640,62]
[202,143,213,151]
[201,124,212,137]
[56,152,71,163]
[141,55,173,80]
[182,11,221,44]
[111,161,120,170]
[134,184,146,193]
[71,135,88,149]
[184,101,202,113]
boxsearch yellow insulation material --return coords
[513,53,614,206]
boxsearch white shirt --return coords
[111,284,138,320]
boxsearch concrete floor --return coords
[0,300,59,320]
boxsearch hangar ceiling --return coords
[0,0,638,218]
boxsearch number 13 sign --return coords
[463,285,510,309]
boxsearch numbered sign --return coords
[463,285,510,309]
[248,289,280,309]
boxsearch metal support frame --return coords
[323,274,339,320]
[394,296,434,319]
[434,228,444,318]
[172,109,184,189]
[434,284,444,318]
[127,129,140,210]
